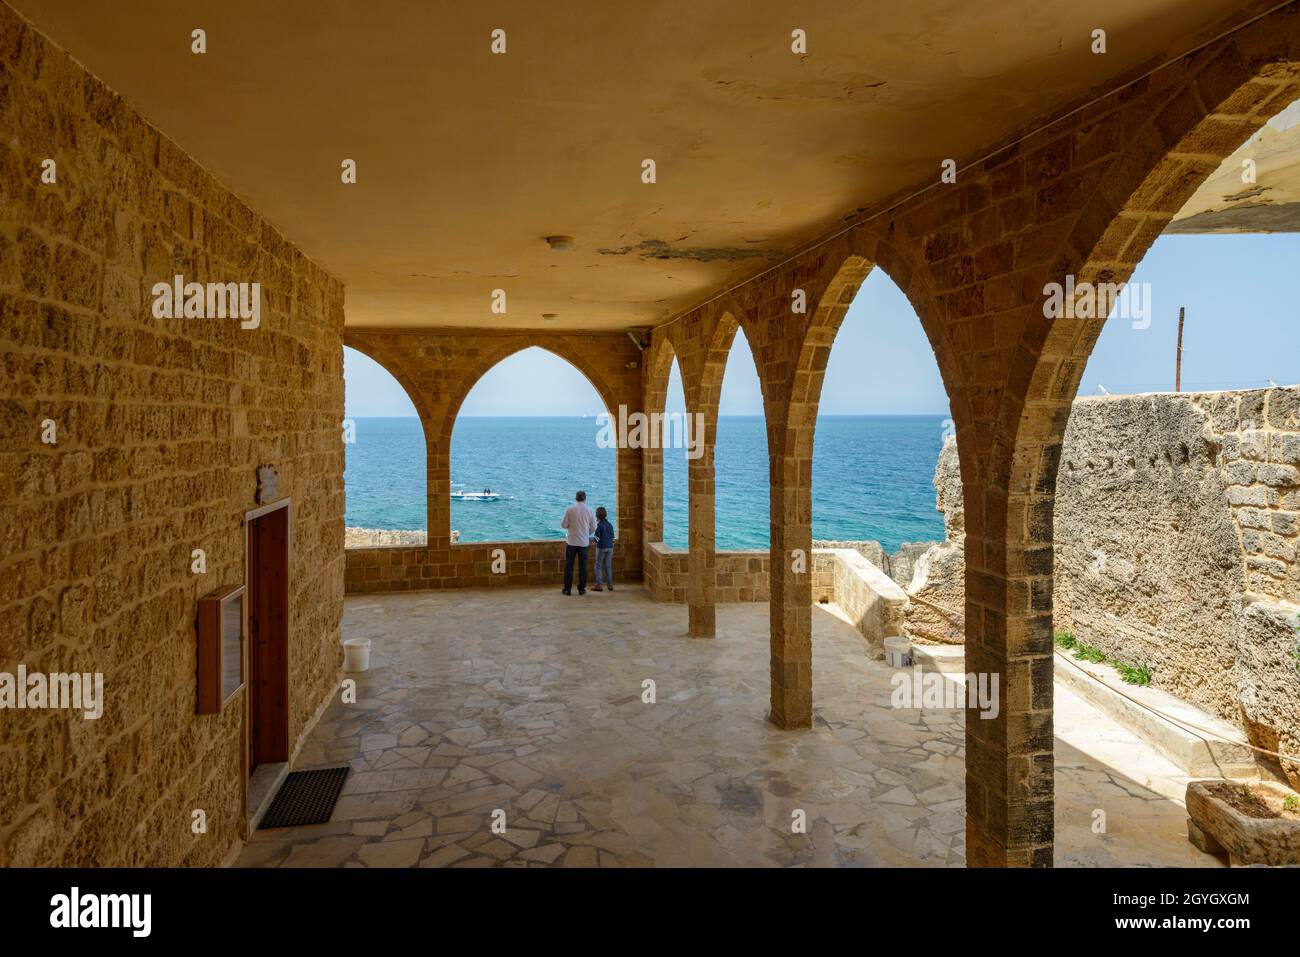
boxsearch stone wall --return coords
[909,389,1300,784]
[1055,388,1300,784]
[643,543,906,650]
[345,539,631,593]
[818,548,909,650]
[1203,388,1300,595]
[0,5,345,866]
[643,543,768,604]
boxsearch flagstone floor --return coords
[235,585,1222,868]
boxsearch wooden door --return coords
[247,504,290,771]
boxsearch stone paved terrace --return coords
[236,587,1220,868]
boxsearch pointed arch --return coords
[982,40,1300,867]
[440,339,622,445]
[341,340,434,540]
[643,333,680,547]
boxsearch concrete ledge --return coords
[911,643,967,674]
[1054,651,1256,778]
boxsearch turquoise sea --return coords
[343,415,948,550]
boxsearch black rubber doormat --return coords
[258,766,350,829]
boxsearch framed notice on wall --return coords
[196,584,246,714]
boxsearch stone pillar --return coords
[643,442,664,545]
[427,430,453,551]
[687,414,716,638]
[767,424,813,728]
[962,447,1056,868]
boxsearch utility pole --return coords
[1175,306,1185,392]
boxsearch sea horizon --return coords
[344,413,951,550]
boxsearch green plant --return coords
[1284,795,1299,812]
[1056,631,1156,684]
[1073,641,1106,664]
[1116,661,1153,686]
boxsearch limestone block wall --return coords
[715,550,769,603]
[1197,388,1300,595]
[344,539,629,593]
[644,543,905,649]
[0,5,346,866]
[641,540,678,603]
[642,543,768,603]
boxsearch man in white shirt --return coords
[560,489,597,595]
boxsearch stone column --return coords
[962,438,1056,867]
[686,411,716,638]
[767,418,813,728]
[427,430,453,552]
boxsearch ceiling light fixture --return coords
[545,235,575,251]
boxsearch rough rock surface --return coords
[1054,395,1245,720]
[1056,390,1300,787]
[904,436,966,644]
[886,542,936,588]
[346,527,430,548]
[909,388,1300,786]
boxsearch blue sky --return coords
[344,233,1300,417]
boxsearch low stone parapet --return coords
[345,538,634,593]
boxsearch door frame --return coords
[241,498,291,836]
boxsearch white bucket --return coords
[884,635,913,669]
[343,637,371,673]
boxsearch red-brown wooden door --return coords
[247,505,289,771]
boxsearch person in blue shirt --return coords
[591,506,615,592]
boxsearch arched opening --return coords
[342,345,428,546]
[1045,116,1300,864]
[1002,74,1300,866]
[713,327,770,550]
[813,269,951,568]
[662,354,689,549]
[796,266,960,722]
[449,346,617,544]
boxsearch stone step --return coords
[1053,651,1257,778]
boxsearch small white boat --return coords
[451,485,500,502]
